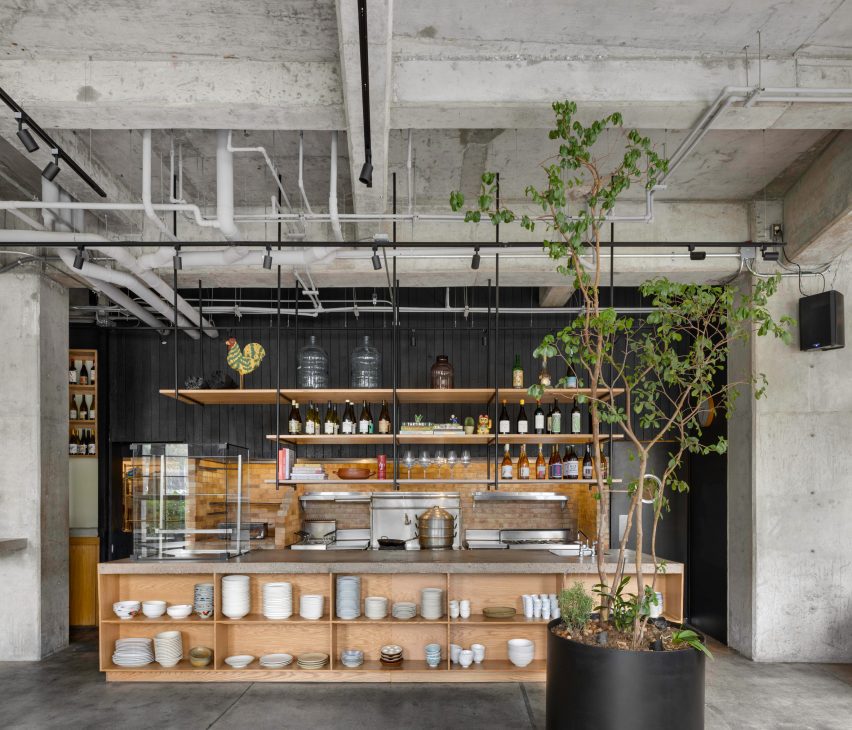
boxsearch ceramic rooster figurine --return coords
[225,338,266,388]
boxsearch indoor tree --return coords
[451,101,791,648]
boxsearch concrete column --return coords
[728,256,852,662]
[0,271,69,660]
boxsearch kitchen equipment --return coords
[336,467,372,480]
[416,505,457,550]
[297,335,329,388]
[350,335,381,388]
[290,527,370,551]
[370,492,461,550]
[463,528,591,553]
[216,521,268,541]
[377,537,406,549]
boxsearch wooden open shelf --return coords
[396,388,495,404]
[498,433,622,444]
[397,433,493,445]
[498,387,624,404]
[266,434,394,445]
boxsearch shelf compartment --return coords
[498,433,622,444]
[217,573,330,622]
[99,573,215,622]
[449,623,548,666]
[332,623,447,664]
[396,388,494,404]
[215,622,331,670]
[99,621,214,672]
[451,613,554,626]
[266,434,394,445]
[449,659,546,674]
[448,573,561,616]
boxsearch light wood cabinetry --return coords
[69,536,99,626]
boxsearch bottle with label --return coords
[512,354,524,389]
[341,400,355,434]
[517,444,531,479]
[535,444,547,479]
[79,395,89,420]
[69,395,78,420]
[516,399,529,435]
[563,444,580,480]
[89,363,96,384]
[323,401,336,435]
[498,400,511,434]
[378,400,391,434]
[570,400,582,434]
[358,400,373,434]
[304,401,318,435]
[500,444,513,480]
[533,399,545,434]
[548,444,563,479]
[566,369,578,388]
[550,400,562,434]
[68,362,78,384]
[79,362,88,385]
[582,444,594,480]
[87,395,95,420]
[288,401,302,435]
[88,430,97,455]
[597,451,609,481]
[69,430,78,455]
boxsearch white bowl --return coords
[225,654,255,669]
[458,649,474,668]
[166,604,193,619]
[142,600,167,618]
[112,600,140,619]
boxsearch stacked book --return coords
[290,464,328,481]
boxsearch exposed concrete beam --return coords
[784,131,852,265]
[336,0,393,234]
[539,287,574,307]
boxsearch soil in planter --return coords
[552,619,690,652]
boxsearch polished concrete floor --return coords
[0,633,849,729]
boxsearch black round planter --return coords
[545,618,705,730]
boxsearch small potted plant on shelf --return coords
[451,101,792,730]
[463,416,476,435]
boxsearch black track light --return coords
[471,247,481,270]
[371,245,382,271]
[41,154,60,181]
[761,245,780,262]
[359,155,373,188]
[263,245,273,270]
[173,245,182,270]
[72,246,86,270]
[688,245,706,261]
[16,118,38,153]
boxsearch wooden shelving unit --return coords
[69,348,98,458]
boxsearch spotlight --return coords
[173,245,182,270]
[359,153,373,188]
[471,247,481,270]
[16,117,38,153]
[371,245,382,270]
[263,245,273,270]
[761,245,780,262]
[41,154,60,181]
[688,245,706,261]
[72,246,86,270]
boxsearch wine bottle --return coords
[598,451,609,481]
[87,429,97,456]
[69,395,78,420]
[548,444,563,479]
[517,444,531,479]
[87,395,95,420]
[500,443,513,480]
[89,363,96,384]
[498,399,511,435]
[341,400,355,434]
[563,444,579,480]
[79,362,88,385]
[323,401,336,435]
[358,400,373,435]
[516,399,529,435]
[582,444,593,480]
[550,400,562,434]
[69,430,77,455]
[304,401,317,435]
[68,362,78,384]
[533,399,545,434]
[512,354,524,389]
[570,400,582,434]
[535,444,547,479]
[288,400,302,435]
[378,400,391,434]
[79,395,89,420]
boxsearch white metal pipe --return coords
[82,278,166,331]
[142,130,179,243]
[0,200,221,229]
[298,131,314,215]
[216,130,241,241]
[329,131,344,243]
[56,190,75,233]
[40,178,60,231]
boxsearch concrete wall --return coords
[728,256,852,662]
[0,272,69,659]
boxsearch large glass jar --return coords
[430,355,454,389]
[297,335,329,388]
[350,335,381,388]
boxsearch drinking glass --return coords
[402,450,415,480]
[419,450,431,478]
[461,449,471,474]
[434,449,446,477]
[447,450,458,479]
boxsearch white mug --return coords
[522,595,534,618]
[459,599,471,619]
[471,643,486,663]
[450,643,462,664]
[542,602,551,620]
[449,600,460,619]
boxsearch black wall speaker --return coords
[799,291,845,351]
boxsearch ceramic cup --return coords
[533,597,542,619]
[459,599,471,619]
[522,595,534,619]
[449,600,460,619]
[450,643,462,664]
[458,649,474,668]
[542,602,551,620]
[650,591,664,618]
[471,643,485,664]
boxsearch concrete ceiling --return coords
[0,0,850,291]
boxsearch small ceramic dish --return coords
[166,604,193,619]
[188,646,213,668]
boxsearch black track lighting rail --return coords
[357,0,372,187]
[0,86,107,197]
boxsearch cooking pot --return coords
[416,506,456,550]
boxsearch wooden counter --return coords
[98,550,683,683]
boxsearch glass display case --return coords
[129,443,250,560]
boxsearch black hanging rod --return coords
[0,86,107,197]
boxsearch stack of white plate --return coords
[336,576,361,620]
[420,588,444,620]
[391,601,417,620]
[259,653,294,668]
[262,582,293,620]
[299,594,325,620]
[153,630,183,668]
[222,575,250,619]
[112,638,154,667]
[507,638,535,668]
[340,649,364,668]
[297,652,329,669]
[364,596,388,620]
[194,583,214,619]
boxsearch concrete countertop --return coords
[0,538,27,554]
[99,549,681,575]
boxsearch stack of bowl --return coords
[299,594,325,620]
[420,588,444,620]
[142,600,166,618]
[507,638,535,667]
[112,600,140,619]
[424,643,442,668]
[153,630,183,667]
[335,576,361,620]
[262,582,293,619]
[194,583,214,619]
[364,596,388,620]
[222,575,250,619]
[380,644,403,665]
[340,649,364,668]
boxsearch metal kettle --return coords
[416,505,456,550]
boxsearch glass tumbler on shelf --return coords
[350,335,382,388]
[430,355,454,389]
[297,335,329,389]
